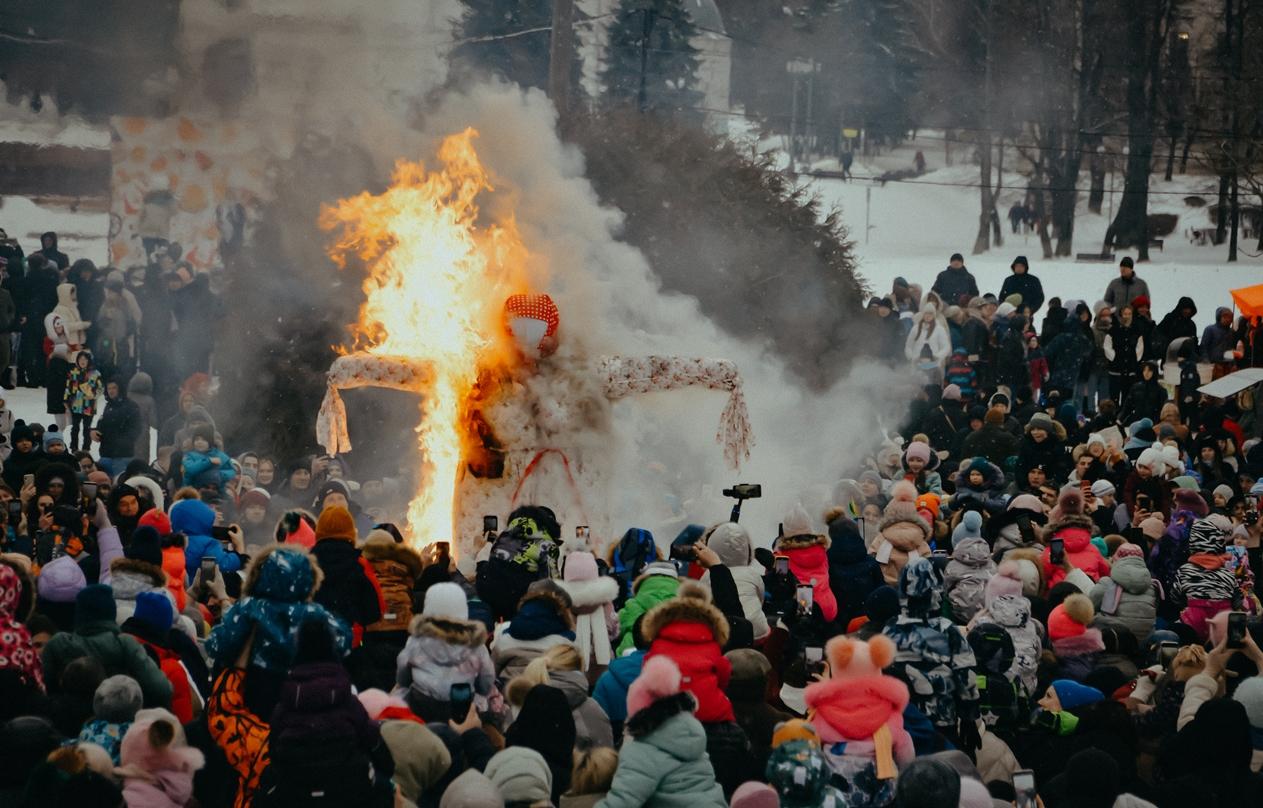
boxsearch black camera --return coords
[723,484,762,500]
[723,483,762,523]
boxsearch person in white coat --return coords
[905,304,952,384]
[702,522,769,640]
[45,283,91,429]
[558,547,619,671]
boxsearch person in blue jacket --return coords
[170,497,244,579]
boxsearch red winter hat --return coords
[1131,295,1150,309]
[1048,594,1094,642]
[138,508,172,537]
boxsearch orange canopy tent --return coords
[1231,283,1263,317]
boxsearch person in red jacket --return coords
[1041,487,1111,588]
[642,580,753,798]
[774,504,839,623]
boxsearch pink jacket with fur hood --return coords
[116,708,206,808]
[806,636,915,778]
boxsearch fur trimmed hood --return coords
[776,533,829,551]
[408,614,487,648]
[517,581,576,631]
[243,543,323,603]
[360,535,424,578]
[643,591,730,647]
[557,575,619,609]
[878,507,932,544]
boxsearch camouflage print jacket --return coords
[882,615,980,729]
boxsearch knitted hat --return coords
[997,301,1017,318]
[984,406,1006,426]
[93,674,142,723]
[952,510,983,542]
[485,747,551,805]
[422,582,468,622]
[137,509,172,536]
[1113,543,1146,561]
[1213,484,1235,501]
[782,503,815,537]
[626,655,686,718]
[562,550,599,582]
[42,429,66,452]
[1091,479,1115,498]
[1028,412,1056,434]
[729,782,780,808]
[75,584,116,625]
[904,440,932,464]
[133,591,174,633]
[1233,677,1263,729]
[770,718,820,750]
[1137,447,1165,473]
[1048,594,1094,642]
[865,585,901,625]
[985,561,1025,606]
[1052,679,1104,710]
[941,384,962,401]
[916,492,941,520]
[10,421,34,446]
[239,488,271,511]
[1055,486,1085,517]
[36,555,87,603]
[125,526,163,568]
[1140,515,1166,541]
[314,505,356,543]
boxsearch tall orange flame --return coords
[319,130,524,544]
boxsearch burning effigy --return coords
[314,129,752,553]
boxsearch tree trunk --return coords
[1180,127,1194,172]
[973,134,994,254]
[993,141,1004,247]
[1164,133,1176,181]
[1229,172,1240,261]
[1107,0,1154,260]
[1032,169,1054,259]
[1052,153,1085,256]
[1088,149,1105,213]
[1217,174,1230,244]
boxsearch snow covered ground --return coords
[803,134,1263,320]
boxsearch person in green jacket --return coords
[41,583,172,708]
[615,562,679,655]
[596,655,726,808]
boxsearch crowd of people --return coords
[0,226,1261,808]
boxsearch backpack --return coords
[133,635,196,724]
[475,520,556,621]
[610,528,657,609]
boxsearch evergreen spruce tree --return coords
[600,0,703,114]
[450,0,582,94]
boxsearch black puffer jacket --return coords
[826,518,885,625]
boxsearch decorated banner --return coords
[108,116,271,270]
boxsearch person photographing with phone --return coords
[170,497,245,580]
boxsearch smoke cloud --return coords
[414,82,918,548]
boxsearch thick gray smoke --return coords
[416,83,918,548]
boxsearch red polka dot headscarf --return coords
[504,293,560,356]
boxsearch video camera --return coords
[722,483,762,523]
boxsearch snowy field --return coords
[802,135,1263,319]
